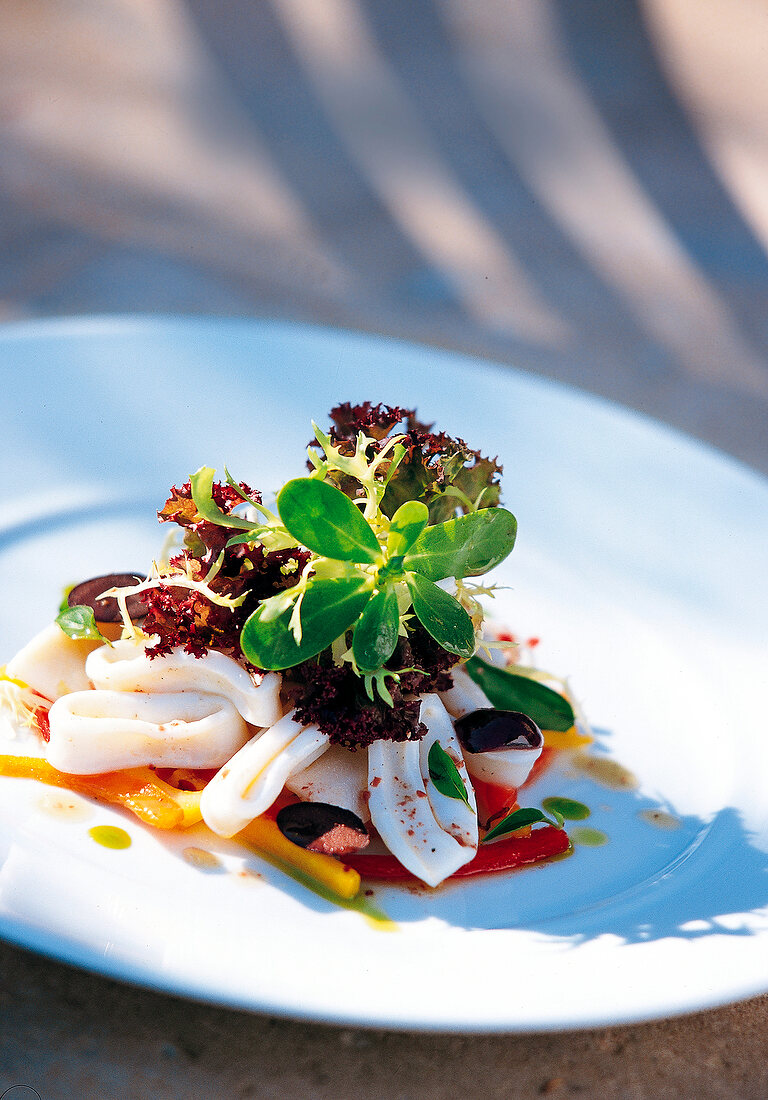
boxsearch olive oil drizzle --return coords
[541,796,590,821]
[89,824,132,850]
[571,827,608,847]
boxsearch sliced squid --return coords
[200,709,329,838]
[6,624,103,701]
[460,738,542,790]
[438,664,491,718]
[86,641,282,727]
[368,733,477,888]
[286,743,371,823]
[46,690,249,774]
[440,667,542,789]
[418,694,478,850]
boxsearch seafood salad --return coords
[0,404,588,902]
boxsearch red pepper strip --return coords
[344,825,570,881]
[32,707,51,743]
[470,776,518,824]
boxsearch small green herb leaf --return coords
[56,605,105,642]
[386,500,429,559]
[405,572,475,658]
[223,466,264,510]
[465,657,575,732]
[483,807,551,844]
[352,585,400,672]
[190,466,262,531]
[427,741,471,809]
[363,669,397,707]
[277,479,382,564]
[241,576,372,670]
[404,507,517,581]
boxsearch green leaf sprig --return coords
[482,805,564,844]
[427,741,472,810]
[56,605,106,643]
[464,656,575,732]
[187,424,517,699]
[240,474,517,680]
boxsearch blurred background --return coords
[2,0,768,475]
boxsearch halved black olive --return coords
[67,573,147,623]
[276,801,370,856]
[454,708,543,754]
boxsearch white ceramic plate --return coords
[1,317,767,1032]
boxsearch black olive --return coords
[454,708,543,754]
[276,801,369,856]
[67,573,147,623]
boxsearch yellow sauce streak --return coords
[570,755,638,790]
[37,791,93,823]
[256,850,396,930]
[182,846,224,872]
[638,808,681,830]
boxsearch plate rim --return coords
[2,309,765,487]
[1,314,767,1032]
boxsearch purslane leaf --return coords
[427,741,471,809]
[352,585,400,672]
[241,576,373,670]
[190,466,262,532]
[55,605,105,642]
[277,478,381,564]
[403,507,517,581]
[405,572,475,658]
[386,500,429,559]
[464,657,575,732]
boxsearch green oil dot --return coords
[571,827,608,847]
[89,825,132,850]
[542,796,591,821]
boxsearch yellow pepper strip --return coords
[130,772,203,828]
[238,815,361,902]
[542,726,593,750]
[0,667,30,690]
[0,755,201,829]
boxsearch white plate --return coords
[1,316,767,1032]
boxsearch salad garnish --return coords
[0,403,592,904]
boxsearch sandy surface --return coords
[2,942,768,1099]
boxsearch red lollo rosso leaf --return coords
[325,401,414,442]
[158,479,261,557]
[310,403,503,522]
